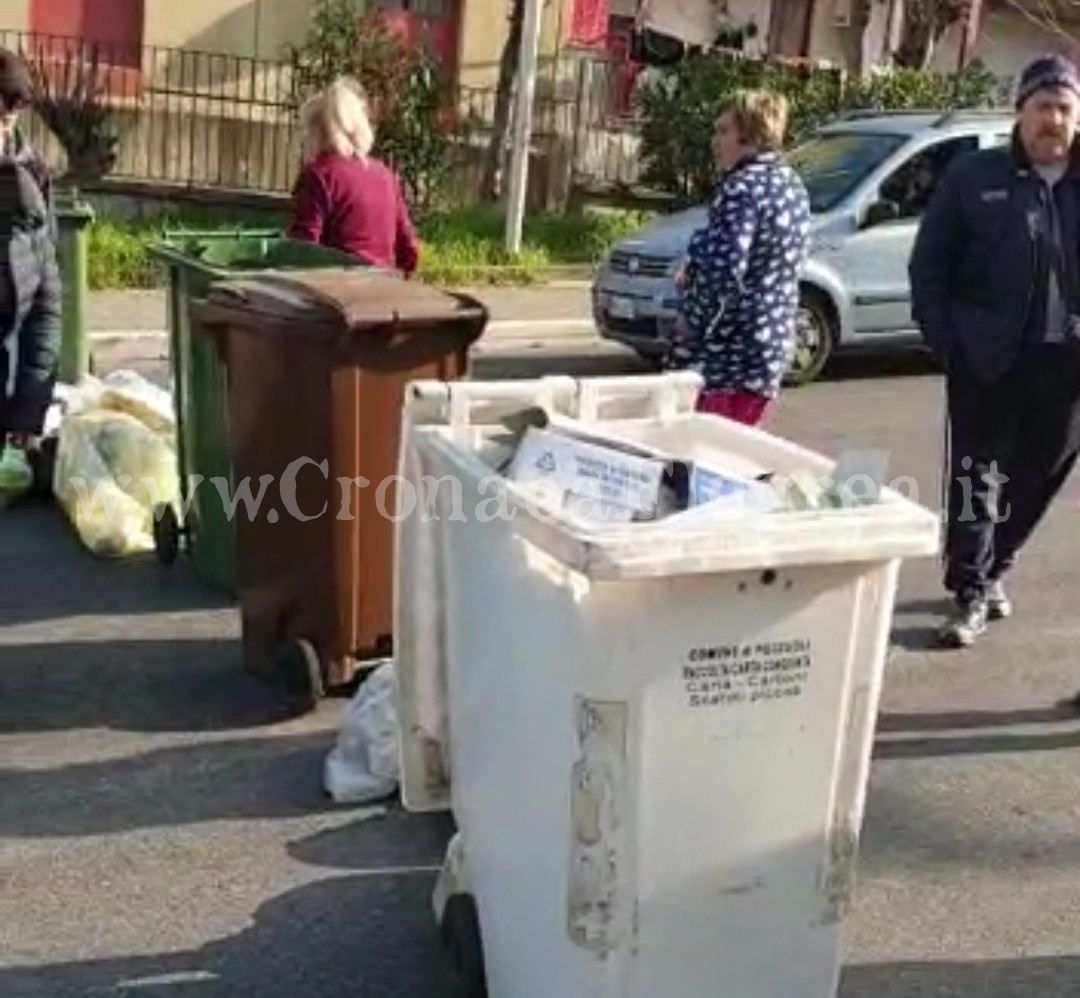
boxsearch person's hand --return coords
[6,431,41,452]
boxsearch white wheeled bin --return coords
[392,371,940,998]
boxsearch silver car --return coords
[593,109,1016,385]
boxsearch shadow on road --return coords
[0,637,295,735]
[874,727,1080,760]
[3,902,1077,998]
[0,872,463,998]
[0,505,232,629]
[879,704,1080,733]
[874,700,1080,760]
[0,730,343,837]
[288,806,456,873]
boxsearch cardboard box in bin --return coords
[503,421,781,523]
[507,426,667,522]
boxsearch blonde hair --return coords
[720,88,790,152]
[301,76,375,160]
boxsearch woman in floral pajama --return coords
[669,88,811,426]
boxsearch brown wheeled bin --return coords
[192,268,488,711]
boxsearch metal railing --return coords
[0,29,649,200]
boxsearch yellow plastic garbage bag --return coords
[53,408,180,557]
[97,369,176,442]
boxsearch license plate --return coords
[607,295,636,320]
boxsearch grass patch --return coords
[86,204,654,291]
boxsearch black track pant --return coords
[943,344,1080,603]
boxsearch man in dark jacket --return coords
[909,54,1080,648]
[0,48,61,457]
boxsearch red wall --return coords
[29,0,144,66]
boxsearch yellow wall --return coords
[458,0,576,88]
[929,10,1056,80]
[144,0,573,84]
[806,2,1057,78]
[143,0,313,60]
[0,0,27,34]
[806,0,892,70]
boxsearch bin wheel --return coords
[28,436,57,498]
[152,503,182,567]
[440,893,487,998]
[272,638,324,715]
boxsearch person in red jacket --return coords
[288,77,420,277]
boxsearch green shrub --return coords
[88,221,161,290]
[284,0,462,213]
[83,206,651,290]
[637,55,1007,205]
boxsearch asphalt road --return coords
[3,340,1080,995]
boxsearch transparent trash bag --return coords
[53,408,180,557]
[98,369,176,441]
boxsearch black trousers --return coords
[944,344,1080,603]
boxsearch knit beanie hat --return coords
[1016,54,1080,109]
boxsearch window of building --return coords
[605,15,642,120]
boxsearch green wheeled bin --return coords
[148,231,370,593]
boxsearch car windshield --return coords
[787,131,908,213]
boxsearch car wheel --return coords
[152,502,182,567]
[635,350,666,372]
[785,292,836,387]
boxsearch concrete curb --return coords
[89,317,600,342]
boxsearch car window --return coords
[877,136,980,219]
[786,131,909,213]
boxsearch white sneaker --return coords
[987,579,1012,621]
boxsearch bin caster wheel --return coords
[152,503,182,566]
[28,436,57,498]
[272,638,324,715]
[440,893,487,998]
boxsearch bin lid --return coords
[195,268,489,342]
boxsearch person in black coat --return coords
[909,54,1080,649]
[0,47,61,456]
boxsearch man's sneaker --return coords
[986,579,1013,621]
[938,598,989,649]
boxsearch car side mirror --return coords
[863,199,901,229]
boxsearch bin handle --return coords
[576,372,703,422]
[447,376,577,427]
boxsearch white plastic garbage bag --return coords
[324,661,401,804]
